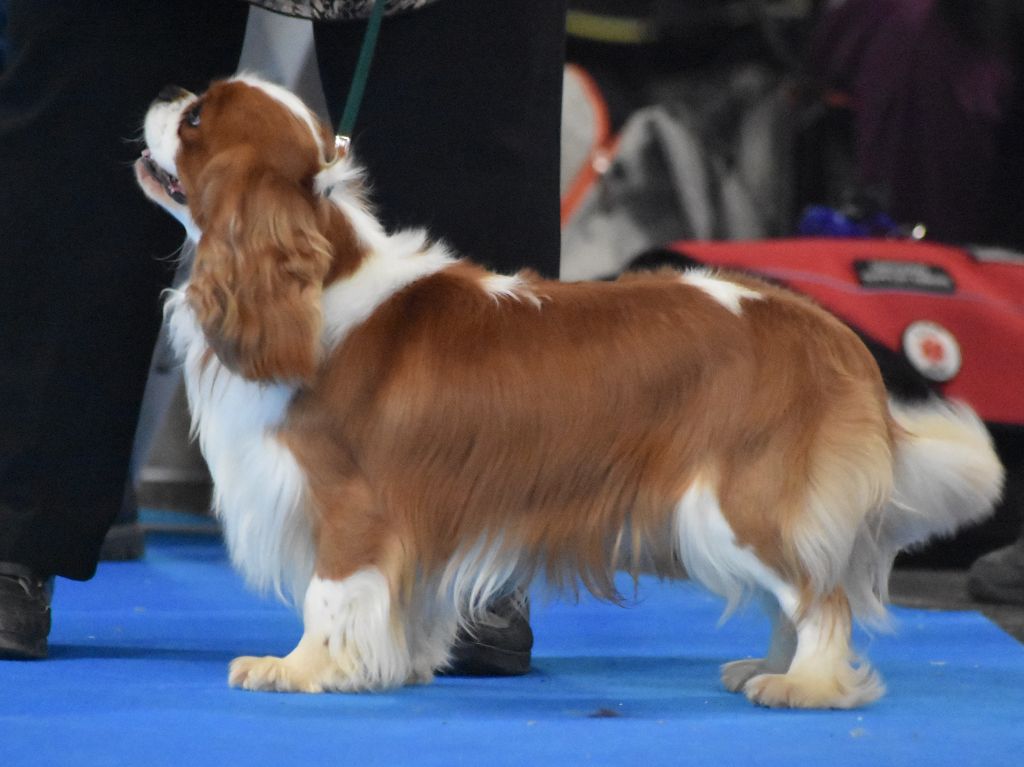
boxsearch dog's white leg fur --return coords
[720,594,797,692]
[403,587,459,684]
[742,590,884,709]
[229,569,413,692]
[676,481,882,709]
[674,481,776,618]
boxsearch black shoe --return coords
[968,537,1024,606]
[444,593,533,677]
[0,563,52,660]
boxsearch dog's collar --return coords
[316,135,352,198]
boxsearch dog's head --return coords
[136,76,365,383]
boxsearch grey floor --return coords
[891,568,1024,642]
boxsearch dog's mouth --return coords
[140,149,187,205]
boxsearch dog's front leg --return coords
[229,568,413,693]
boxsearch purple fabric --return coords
[810,0,1014,243]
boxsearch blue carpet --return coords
[1,533,1022,766]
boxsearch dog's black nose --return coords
[156,85,190,103]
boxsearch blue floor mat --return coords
[2,532,1022,766]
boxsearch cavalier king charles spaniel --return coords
[135,75,1003,708]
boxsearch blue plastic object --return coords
[799,204,904,238]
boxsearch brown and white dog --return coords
[135,75,1003,708]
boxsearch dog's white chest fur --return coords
[164,288,314,602]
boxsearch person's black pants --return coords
[315,0,565,277]
[0,0,564,579]
[0,1,249,579]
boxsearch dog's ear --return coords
[188,147,332,384]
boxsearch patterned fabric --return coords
[246,0,441,21]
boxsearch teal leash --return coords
[337,0,387,140]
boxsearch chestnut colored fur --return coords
[289,264,889,594]
[177,80,364,382]
[136,76,1003,708]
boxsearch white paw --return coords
[228,655,324,693]
[742,669,880,710]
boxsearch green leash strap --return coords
[337,0,387,139]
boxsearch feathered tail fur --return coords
[846,399,1005,624]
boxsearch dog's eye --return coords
[184,104,202,128]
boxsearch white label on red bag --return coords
[902,320,962,382]
[855,260,956,293]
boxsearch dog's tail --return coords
[884,400,1004,549]
[846,398,1004,623]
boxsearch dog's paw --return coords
[720,658,764,692]
[743,672,816,708]
[742,669,882,710]
[228,655,324,693]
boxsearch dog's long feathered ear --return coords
[188,148,332,384]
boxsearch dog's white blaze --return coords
[140,93,202,240]
[142,97,188,179]
[320,235,456,351]
[680,269,762,316]
[165,289,314,604]
[304,571,412,689]
[232,73,330,162]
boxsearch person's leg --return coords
[314,0,566,277]
[314,0,565,675]
[0,0,247,647]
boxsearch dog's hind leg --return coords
[675,479,883,708]
[721,592,796,692]
[741,588,884,709]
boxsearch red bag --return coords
[660,238,1024,427]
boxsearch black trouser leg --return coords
[0,0,248,579]
[314,0,566,277]
[315,0,565,677]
